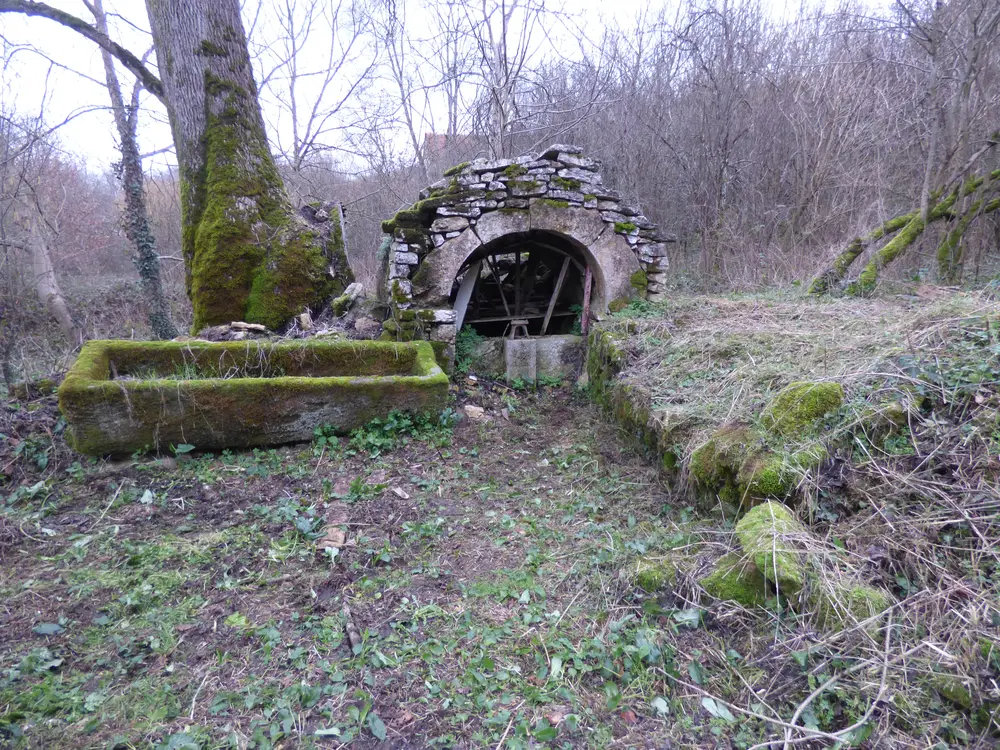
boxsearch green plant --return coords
[455,326,484,374]
[610,297,656,318]
[347,409,455,455]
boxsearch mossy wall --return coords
[59,339,448,456]
[587,325,837,511]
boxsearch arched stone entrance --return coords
[377,145,674,371]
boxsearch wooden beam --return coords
[541,256,571,335]
[452,260,481,331]
[466,311,576,324]
[485,255,511,316]
[581,265,593,335]
[514,249,521,315]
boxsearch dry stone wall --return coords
[377,145,674,367]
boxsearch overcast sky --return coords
[0,0,807,176]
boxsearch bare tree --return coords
[1,0,354,330]
[86,0,178,339]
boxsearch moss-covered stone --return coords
[635,556,681,592]
[614,221,638,233]
[735,502,806,594]
[930,674,976,710]
[630,269,648,293]
[762,381,845,437]
[443,162,470,177]
[538,199,570,208]
[552,176,581,190]
[503,164,528,178]
[608,297,631,313]
[700,552,770,607]
[58,339,448,455]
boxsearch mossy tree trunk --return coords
[144,0,351,331]
[91,0,178,340]
[0,0,352,331]
[809,166,1000,295]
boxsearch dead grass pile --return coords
[605,290,1000,744]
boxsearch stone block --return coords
[510,182,547,197]
[431,216,470,232]
[429,323,456,343]
[59,339,449,455]
[557,167,601,184]
[503,338,536,382]
[394,251,419,264]
[501,335,583,382]
[438,206,481,218]
[558,153,599,170]
[389,263,411,279]
[547,189,586,202]
[539,143,584,158]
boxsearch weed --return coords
[455,326,484,374]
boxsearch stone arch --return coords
[376,145,674,366]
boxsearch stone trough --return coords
[58,339,448,455]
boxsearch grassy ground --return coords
[3,289,1000,748]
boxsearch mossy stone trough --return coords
[58,339,449,455]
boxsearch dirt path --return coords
[3,388,743,748]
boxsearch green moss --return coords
[630,269,648,293]
[689,425,758,487]
[583,193,597,201]
[397,309,417,322]
[198,40,228,57]
[390,280,410,305]
[608,297,630,313]
[552,176,581,190]
[503,164,528,178]
[394,227,428,244]
[538,199,570,208]
[635,556,680,592]
[188,73,348,331]
[614,221,638,233]
[58,339,448,455]
[735,502,806,594]
[443,162,470,177]
[762,381,845,437]
[700,553,769,607]
[809,581,893,631]
[930,675,975,710]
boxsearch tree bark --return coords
[28,212,81,346]
[90,0,178,340]
[144,0,351,331]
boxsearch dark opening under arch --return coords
[450,230,595,337]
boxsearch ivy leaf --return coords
[671,608,703,629]
[688,659,707,685]
[791,649,810,669]
[368,712,387,741]
[701,697,736,723]
[173,443,195,455]
[33,623,64,636]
